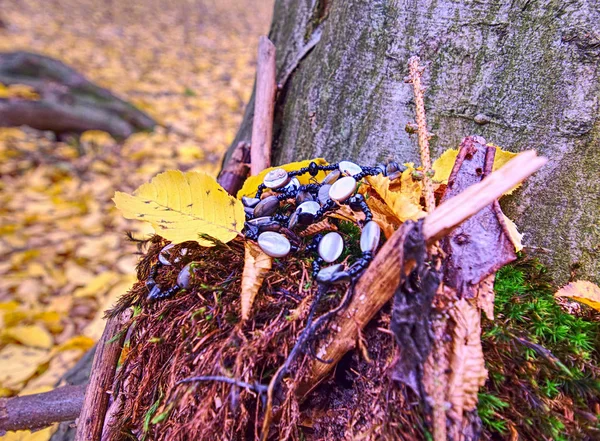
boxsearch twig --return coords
[260,283,355,440]
[177,376,268,394]
[250,36,277,175]
[407,56,435,213]
[74,309,132,441]
[297,150,547,397]
[0,385,86,435]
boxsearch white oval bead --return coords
[321,170,341,185]
[360,221,381,252]
[263,168,290,189]
[339,161,362,176]
[297,200,320,215]
[329,176,356,202]
[318,184,332,204]
[318,232,344,263]
[257,232,291,258]
[158,244,175,265]
[177,262,194,288]
[283,177,300,191]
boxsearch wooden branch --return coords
[250,37,276,175]
[297,150,547,397]
[74,310,132,441]
[423,150,547,243]
[217,140,250,195]
[0,385,86,435]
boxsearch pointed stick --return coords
[250,36,277,175]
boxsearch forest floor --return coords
[0,2,272,439]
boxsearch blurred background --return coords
[0,0,273,428]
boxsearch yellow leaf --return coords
[237,158,329,199]
[555,281,600,312]
[80,130,115,146]
[2,325,54,349]
[502,214,524,252]
[366,174,426,223]
[53,335,96,353]
[0,345,49,388]
[0,425,57,441]
[432,145,518,186]
[431,148,458,184]
[73,271,120,298]
[241,242,272,320]
[114,170,244,246]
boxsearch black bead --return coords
[349,194,365,211]
[308,161,319,176]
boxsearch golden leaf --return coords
[366,174,426,223]
[432,145,518,187]
[0,425,57,441]
[73,271,120,298]
[364,195,400,239]
[237,158,329,199]
[476,273,496,320]
[114,170,245,246]
[241,242,272,320]
[431,148,459,184]
[2,325,54,349]
[0,344,49,388]
[555,281,600,312]
[80,130,115,146]
[447,299,488,422]
[0,83,40,100]
[502,214,524,252]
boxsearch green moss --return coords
[480,258,600,439]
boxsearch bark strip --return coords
[0,385,86,435]
[250,37,276,175]
[74,310,132,441]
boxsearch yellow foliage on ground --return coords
[0,1,272,438]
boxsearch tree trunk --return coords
[227,0,600,285]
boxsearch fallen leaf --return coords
[447,299,488,423]
[73,271,120,298]
[2,325,54,349]
[432,145,518,187]
[366,174,426,223]
[502,214,524,252]
[0,425,57,441]
[240,242,272,320]
[236,158,329,199]
[114,170,245,246]
[0,344,49,388]
[555,281,600,312]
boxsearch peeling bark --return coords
[227,0,600,284]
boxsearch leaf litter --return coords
[0,2,272,439]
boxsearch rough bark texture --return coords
[0,51,156,138]
[227,0,600,285]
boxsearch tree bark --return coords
[226,0,600,285]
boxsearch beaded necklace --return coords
[146,160,405,300]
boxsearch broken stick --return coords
[0,385,85,435]
[74,309,132,441]
[250,36,276,175]
[297,150,547,397]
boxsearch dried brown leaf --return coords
[298,219,338,237]
[555,280,600,312]
[476,273,496,320]
[447,299,488,423]
[241,241,272,320]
